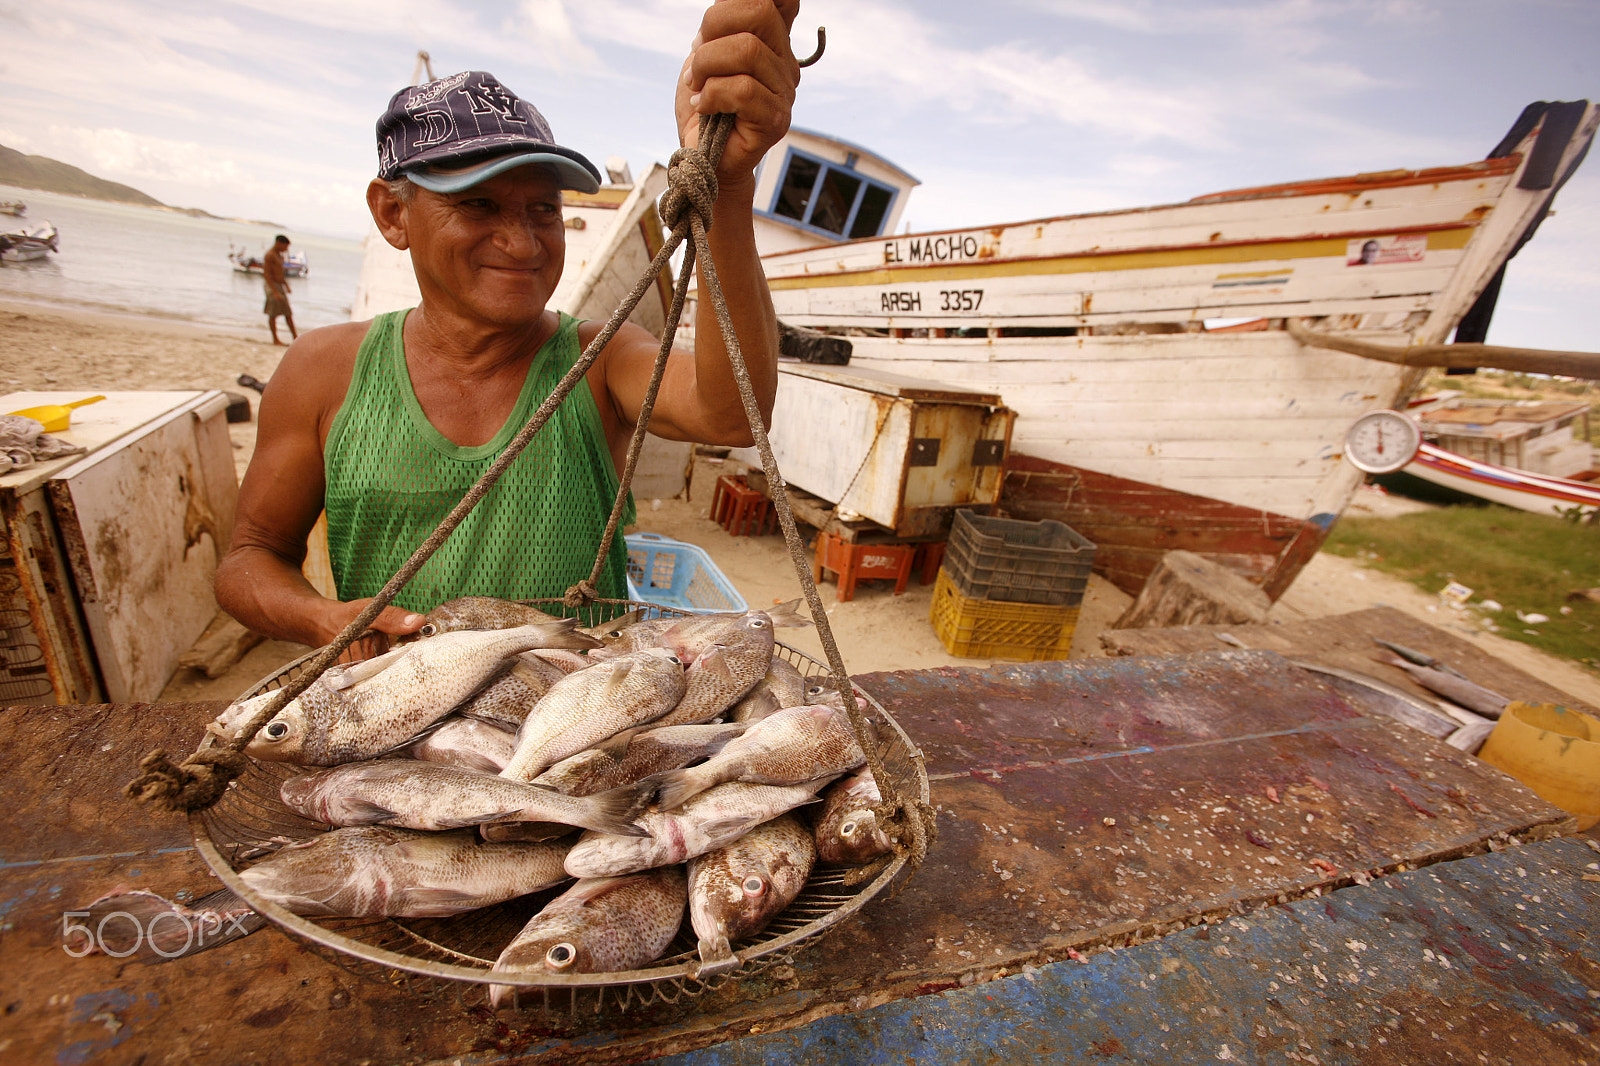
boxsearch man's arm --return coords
[215,323,423,646]
[591,0,799,451]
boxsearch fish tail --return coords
[647,768,711,812]
[74,888,262,962]
[578,783,654,837]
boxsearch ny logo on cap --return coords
[460,80,527,124]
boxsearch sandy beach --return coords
[5,295,1597,710]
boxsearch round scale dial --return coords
[1343,410,1421,474]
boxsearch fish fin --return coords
[693,646,735,682]
[697,934,735,967]
[433,807,528,830]
[766,598,812,628]
[584,608,645,639]
[387,887,483,917]
[649,768,711,812]
[480,820,577,843]
[76,888,262,962]
[533,618,605,652]
[322,645,411,690]
[600,657,639,696]
[697,815,763,851]
[330,798,400,826]
[592,726,641,762]
[567,875,637,906]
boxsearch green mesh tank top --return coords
[324,310,634,614]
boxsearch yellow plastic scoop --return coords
[5,395,106,433]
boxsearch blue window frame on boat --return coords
[762,147,897,240]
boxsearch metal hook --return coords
[797,26,826,68]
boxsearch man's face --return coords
[399,164,567,329]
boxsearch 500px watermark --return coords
[61,909,251,959]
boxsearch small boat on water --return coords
[230,246,309,278]
[683,99,1599,600]
[0,222,59,263]
[0,200,25,217]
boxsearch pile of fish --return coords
[76,597,899,999]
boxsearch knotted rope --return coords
[131,26,934,879]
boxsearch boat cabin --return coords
[751,128,919,255]
[1413,397,1596,479]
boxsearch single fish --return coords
[647,705,867,811]
[488,867,686,1007]
[1379,655,1511,719]
[813,765,895,865]
[688,813,815,965]
[647,612,776,728]
[213,623,598,766]
[728,658,810,723]
[456,654,569,730]
[601,600,810,657]
[564,779,833,878]
[72,827,572,961]
[500,648,688,783]
[532,722,750,796]
[405,715,518,774]
[418,596,573,636]
[279,760,649,836]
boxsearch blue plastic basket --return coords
[624,532,748,614]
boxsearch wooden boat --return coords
[0,200,24,217]
[697,101,1598,599]
[0,222,58,262]
[1397,442,1600,519]
[230,246,308,278]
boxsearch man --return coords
[262,234,297,344]
[217,0,799,648]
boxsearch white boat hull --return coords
[1401,443,1600,518]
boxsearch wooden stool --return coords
[813,533,916,602]
[712,474,774,536]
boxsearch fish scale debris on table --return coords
[212,622,600,766]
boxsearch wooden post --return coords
[1114,550,1271,630]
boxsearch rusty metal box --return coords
[730,363,1015,537]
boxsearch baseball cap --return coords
[376,71,602,194]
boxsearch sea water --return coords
[0,184,365,334]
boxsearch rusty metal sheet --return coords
[655,837,1600,1065]
[0,652,1574,1065]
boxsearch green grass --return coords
[1324,504,1600,672]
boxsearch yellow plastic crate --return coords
[928,569,1078,661]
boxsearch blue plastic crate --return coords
[624,532,748,614]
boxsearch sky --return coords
[2,0,1597,350]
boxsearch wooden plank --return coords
[1099,604,1597,715]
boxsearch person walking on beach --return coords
[217,0,800,646]
[263,234,297,345]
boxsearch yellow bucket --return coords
[1478,701,1600,831]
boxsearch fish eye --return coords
[263,721,290,741]
[741,875,767,897]
[418,622,438,637]
[751,619,769,629]
[545,942,578,970]
[840,819,858,837]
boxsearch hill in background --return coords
[0,144,163,207]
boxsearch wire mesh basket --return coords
[189,598,927,1018]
